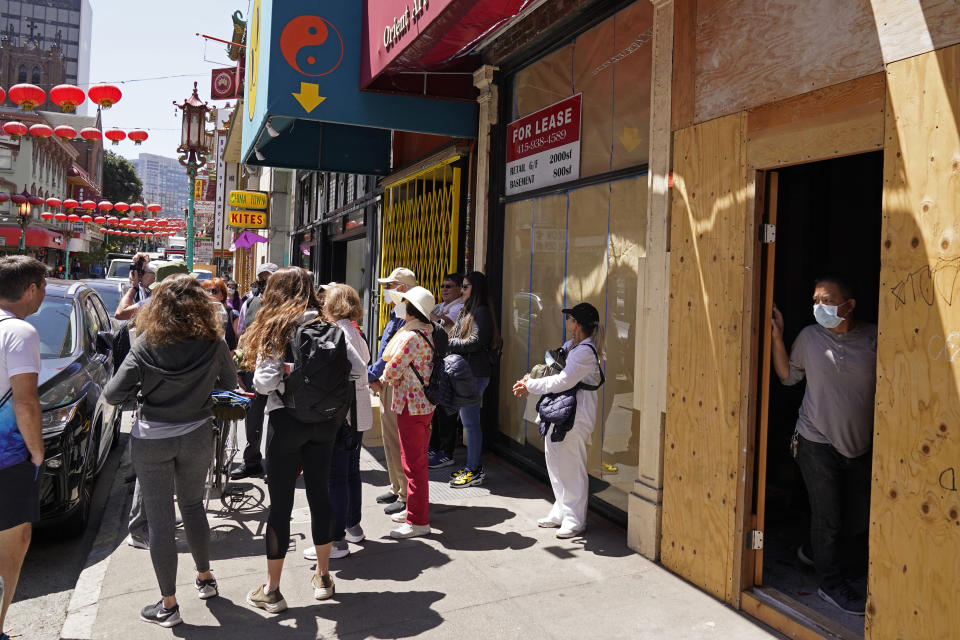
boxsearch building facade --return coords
[0,0,91,87]
[132,153,190,219]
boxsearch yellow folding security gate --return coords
[378,157,461,334]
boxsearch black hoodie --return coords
[103,337,237,426]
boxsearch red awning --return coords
[0,226,64,249]
[363,0,533,98]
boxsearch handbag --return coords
[535,343,604,442]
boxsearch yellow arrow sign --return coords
[292,82,326,114]
[619,127,643,152]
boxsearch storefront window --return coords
[499,2,652,513]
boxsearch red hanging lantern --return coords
[29,123,53,138]
[45,197,62,208]
[0,88,5,104]
[79,127,102,142]
[130,203,145,213]
[54,212,67,221]
[104,128,126,145]
[67,213,80,222]
[131,218,143,225]
[97,201,113,212]
[11,194,27,205]
[40,211,54,220]
[0,193,8,203]
[145,218,157,225]
[137,232,145,237]
[8,83,46,111]
[114,202,129,213]
[28,195,44,206]
[80,214,93,223]
[54,125,77,141]
[88,83,122,109]
[94,215,106,224]
[49,84,85,113]
[128,130,148,145]
[106,216,118,225]
[80,200,97,210]
[146,203,162,213]
[3,121,27,138]
[62,198,79,209]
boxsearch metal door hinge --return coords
[749,530,764,550]
[761,224,776,244]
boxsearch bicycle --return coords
[205,390,253,510]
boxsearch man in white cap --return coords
[368,267,417,514]
[233,261,278,479]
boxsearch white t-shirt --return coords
[0,309,41,466]
[435,299,464,334]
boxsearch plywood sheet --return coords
[691,0,960,124]
[662,112,750,603]
[747,73,885,169]
[671,0,696,131]
[868,44,960,639]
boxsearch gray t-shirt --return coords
[781,322,878,458]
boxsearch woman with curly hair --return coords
[103,274,237,628]
[241,267,353,613]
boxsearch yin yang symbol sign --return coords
[279,15,344,77]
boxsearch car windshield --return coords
[108,261,131,278]
[24,296,77,358]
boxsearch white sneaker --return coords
[311,573,335,600]
[345,525,365,543]
[329,540,350,559]
[389,523,430,539]
[556,526,585,539]
[126,534,150,550]
[303,545,317,561]
[537,517,562,528]
[390,510,408,523]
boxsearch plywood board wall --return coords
[868,44,960,639]
[662,112,750,603]
[688,0,960,125]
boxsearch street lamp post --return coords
[174,82,210,272]
[15,195,31,253]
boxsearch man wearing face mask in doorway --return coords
[368,267,417,515]
[771,276,877,617]
[232,262,278,479]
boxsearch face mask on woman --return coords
[813,303,845,329]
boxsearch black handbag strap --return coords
[573,343,605,391]
[407,330,434,392]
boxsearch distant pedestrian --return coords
[103,274,237,628]
[225,280,242,312]
[513,302,604,539]
[242,267,351,612]
[202,277,240,350]
[379,286,438,538]
[0,256,47,640]
[448,271,499,488]
[428,273,463,469]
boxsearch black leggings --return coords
[265,408,336,559]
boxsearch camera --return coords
[131,256,147,276]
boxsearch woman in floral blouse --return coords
[380,285,437,538]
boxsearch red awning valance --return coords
[0,226,64,249]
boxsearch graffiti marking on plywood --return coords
[889,256,960,310]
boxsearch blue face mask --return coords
[813,303,845,329]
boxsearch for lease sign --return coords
[505,94,581,196]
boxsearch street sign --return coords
[229,209,268,228]
[228,190,268,209]
[194,240,213,263]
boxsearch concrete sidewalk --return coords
[70,442,780,639]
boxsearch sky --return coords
[89,0,245,162]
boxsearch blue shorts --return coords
[0,459,39,530]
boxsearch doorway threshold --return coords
[741,586,861,640]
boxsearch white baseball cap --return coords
[377,267,417,288]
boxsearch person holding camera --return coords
[115,254,155,321]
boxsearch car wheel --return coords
[62,442,97,537]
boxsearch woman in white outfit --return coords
[513,302,604,539]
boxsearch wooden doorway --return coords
[741,152,883,640]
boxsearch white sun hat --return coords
[396,285,436,319]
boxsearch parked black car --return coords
[26,279,121,536]
[78,279,126,329]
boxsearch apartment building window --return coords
[0,147,12,170]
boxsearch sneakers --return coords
[345,525,365,543]
[303,545,317,561]
[450,468,485,488]
[330,540,350,559]
[195,575,218,599]
[125,534,149,550]
[390,523,431,539]
[537,517,562,528]
[384,500,406,515]
[556,525,585,539]
[818,582,866,616]
[428,451,455,469]
[140,600,182,627]
[247,584,288,613]
[311,573,335,600]
[390,510,408,523]
[449,468,467,479]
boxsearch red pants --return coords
[397,407,433,526]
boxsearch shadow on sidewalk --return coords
[330,538,451,581]
[170,589,446,639]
